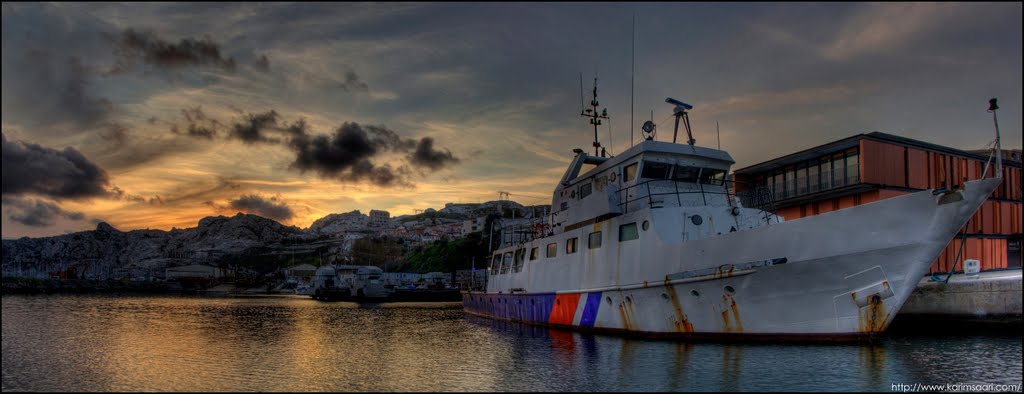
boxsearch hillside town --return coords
[1,199,545,295]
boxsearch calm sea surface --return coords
[2,294,1021,392]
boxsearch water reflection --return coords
[3,295,1020,392]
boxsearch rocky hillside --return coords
[2,200,549,280]
[307,210,369,235]
[2,213,301,279]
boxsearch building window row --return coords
[765,148,860,200]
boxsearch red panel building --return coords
[733,132,1022,274]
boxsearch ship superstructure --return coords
[462,86,1003,340]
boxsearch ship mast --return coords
[581,78,610,157]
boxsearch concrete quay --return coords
[893,269,1022,329]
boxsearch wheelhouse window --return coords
[699,168,726,185]
[641,161,672,179]
[588,231,602,249]
[619,223,639,241]
[490,254,501,274]
[623,163,638,182]
[500,252,513,274]
[672,165,700,183]
[566,237,578,254]
[529,247,539,261]
[546,243,557,258]
[513,248,525,273]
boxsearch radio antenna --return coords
[630,11,636,147]
[716,121,721,150]
[580,78,609,156]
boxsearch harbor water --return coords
[2,294,1021,392]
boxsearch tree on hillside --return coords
[405,230,491,273]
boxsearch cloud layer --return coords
[2,196,86,227]
[2,3,1019,238]
[1,133,110,199]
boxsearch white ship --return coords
[462,88,1004,340]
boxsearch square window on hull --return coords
[619,223,639,242]
[589,231,602,249]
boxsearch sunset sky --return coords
[2,2,1021,238]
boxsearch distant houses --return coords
[369,210,391,227]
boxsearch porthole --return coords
[610,172,617,182]
[556,299,561,306]
[625,296,633,304]
[691,215,703,225]
[606,296,612,305]
[660,293,669,300]
[642,220,650,231]
[724,286,735,295]
[691,290,700,297]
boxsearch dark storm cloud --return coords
[172,106,460,186]
[115,28,237,72]
[173,108,308,144]
[1,133,111,199]
[409,137,459,171]
[287,122,423,187]
[2,196,87,227]
[227,194,294,222]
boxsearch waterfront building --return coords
[732,131,1022,275]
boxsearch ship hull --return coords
[463,177,1002,340]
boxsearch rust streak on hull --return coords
[663,281,694,333]
[720,294,744,333]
